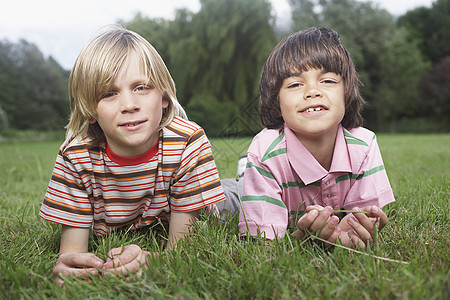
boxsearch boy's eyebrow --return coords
[134,79,151,85]
[110,78,151,88]
[288,72,301,77]
[132,75,151,84]
[287,69,337,77]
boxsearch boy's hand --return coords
[294,205,341,245]
[102,244,154,276]
[53,252,104,286]
[338,205,388,248]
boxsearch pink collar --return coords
[285,124,351,184]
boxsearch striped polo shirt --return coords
[40,117,225,235]
[239,124,395,239]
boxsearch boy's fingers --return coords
[309,206,333,232]
[357,206,388,230]
[351,207,375,235]
[348,215,373,243]
[103,265,134,276]
[60,267,100,278]
[102,257,144,276]
[297,206,335,235]
[297,209,319,232]
[348,230,366,249]
[106,246,131,268]
[59,252,104,269]
[317,215,339,240]
[368,206,388,229]
[305,205,324,213]
[328,227,341,244]
[53,263,101,285]
[107,246,125,259]
[53,253,104,284]
[104,245,143,269]
[317,222,340,247]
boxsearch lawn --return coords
[0,134,448,299]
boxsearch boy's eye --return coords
[287,82,302,88]
[101,92,116,99]
[136,85,151,92]
[322,79,337,84]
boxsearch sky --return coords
[0,0,434,70]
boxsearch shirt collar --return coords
[285,124,351,184]
[105,141,158,166]
[329,126,352,173]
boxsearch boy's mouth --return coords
[120,120,146,127]
[301,105,327,113]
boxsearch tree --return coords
[421,57,450,131]
[377,29,430,131]
[186,0,277,136]
[127,0,277,136]
[125,13,172,63]
[0,105,8,130]
[0,41,21,128]
[396,0,449,132]
[0,40,69,131]
[398,0,450,64]
[290,0,321,29]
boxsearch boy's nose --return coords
[120,94,140,113]
[304,87,322,100]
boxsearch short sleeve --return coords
[169,129,225,212]
[39,147,94,228]
[344,135,395,209]
[239,152,288,239]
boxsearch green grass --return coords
[0,134,449,299]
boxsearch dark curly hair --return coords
[259,26,365,130]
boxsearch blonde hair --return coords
[66,24,187,146]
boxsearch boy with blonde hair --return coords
[40,25,225,284]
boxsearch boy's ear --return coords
[162,98,169,109]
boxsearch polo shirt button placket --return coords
[322,176,332,206]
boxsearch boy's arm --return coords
[59,225,90,253]
[53,225,104,285]
[167,210,200,250]
[239,153,287,239]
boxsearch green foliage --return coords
[398,0,450,64]
[0,105,8,130]
[0,135,449,298]
[187,92,236,136]
[377,29,430,131]
[127,0,276,137]
[0,40,70,131]
[421,57,450,131]
[0,0,448,134]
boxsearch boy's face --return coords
[279,68,345,144]
[92,52,168,157]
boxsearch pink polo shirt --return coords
[239,124,395,239]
